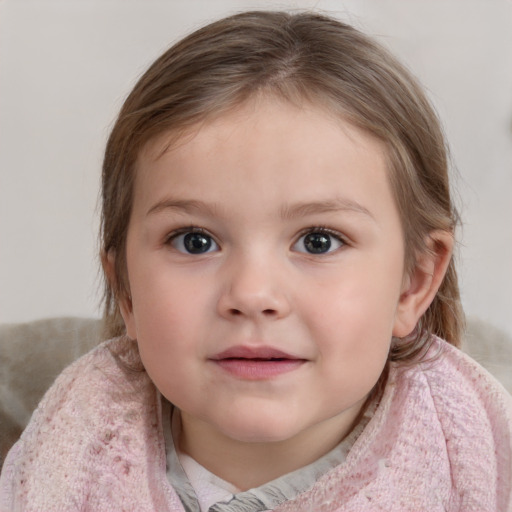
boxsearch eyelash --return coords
[293,226,348,253]
[164,225,347,256]
[164,226,211,244]
[164,226,219,254]
[296,226,347,241]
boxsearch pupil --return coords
[304,232,331,253]
[184,233,211,253]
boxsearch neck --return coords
[177,400,367,491]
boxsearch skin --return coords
[113,97,452,490]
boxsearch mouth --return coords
[210,346,307,380]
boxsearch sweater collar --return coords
[162,398,376,512]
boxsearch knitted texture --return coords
[1,336,511,511]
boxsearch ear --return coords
[101,250,137,339]
[393,230,453,338]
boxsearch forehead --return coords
[133,97,395,220]
[140,94,386,160]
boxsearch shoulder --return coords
[23,336,151,429]
[402,337,512,508]
[18,335,157,451]
[0,337,169,510]
[415,336,512,426]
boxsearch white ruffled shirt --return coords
[164,402,373,512]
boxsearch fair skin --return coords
[109,97,452,490]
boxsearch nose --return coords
[217,255,291,321]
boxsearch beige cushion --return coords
[0,317,102,463]
[462,317,512,394]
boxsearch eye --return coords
[293,229,345,254]
[168,229,219,254]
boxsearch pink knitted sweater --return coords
[1,336,511,511]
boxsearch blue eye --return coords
[293,230,344,254]
[169,230,219,254]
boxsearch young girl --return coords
[1,10,511,511]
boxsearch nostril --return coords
[227,308,276,317]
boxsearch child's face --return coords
[121,98,411,452]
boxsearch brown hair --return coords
[100,11,463,359]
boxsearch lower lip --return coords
[212,359,306,380]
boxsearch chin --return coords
[218,416,301,444]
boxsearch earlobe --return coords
[393,230,453,338]
[101,250,137,339]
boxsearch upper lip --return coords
[211,346,302,360]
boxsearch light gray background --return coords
[1,0,511,340]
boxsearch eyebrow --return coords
[279,198,374,220]
[147,196,374,221]
[146,199,220,217]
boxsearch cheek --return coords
[308,272,402,336]
[301,262,402,375]
[129,253,215,328]
[126,263,199,360]
[132,287,208,407]
[312,297,392,410]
